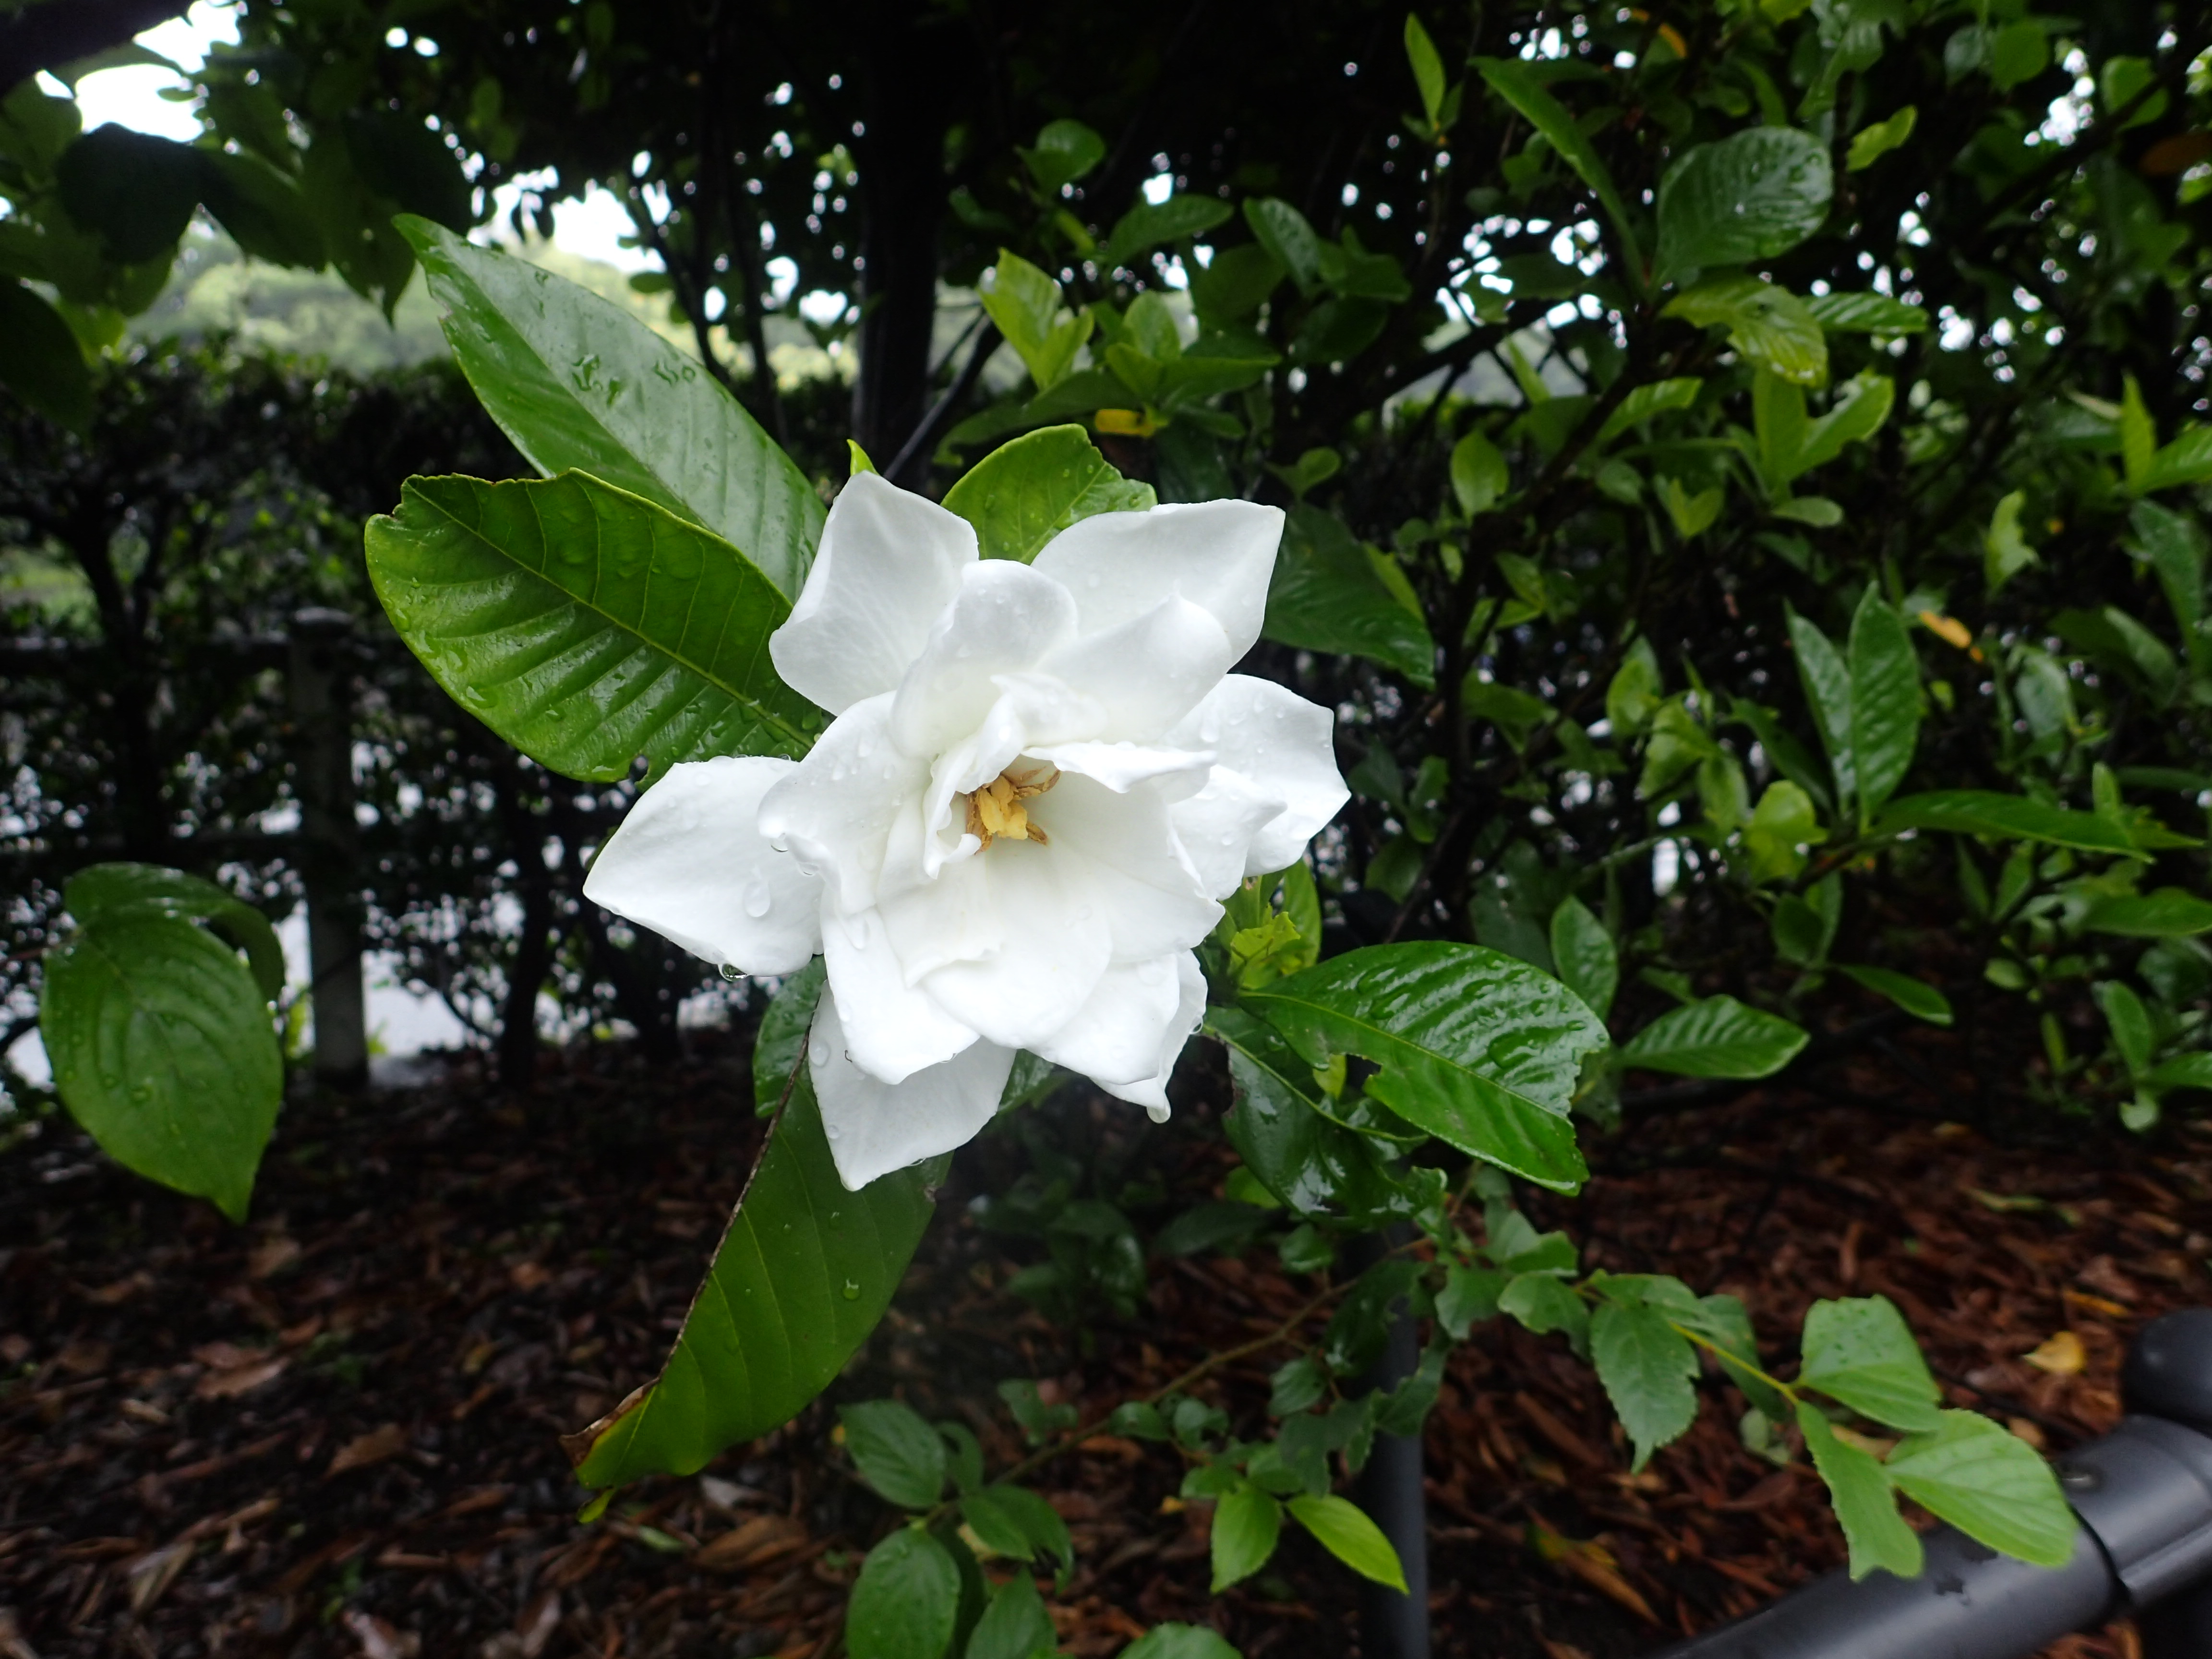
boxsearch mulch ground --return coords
[3,1022,2206,1659]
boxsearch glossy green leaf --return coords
[1548,897,1618,1020]
[2143,427,2212,495]
[1591,1301,1699,1470]
[1786,606,1853,803]
[1404,15,1448,128]
[1100,194,1236,273]
[1798,1402,1923,1581]
[1798,1295,1942,1432]
[752,959,827,1110]
[940,424,1154,564]
[979,251,1094,393]
[1656,126,1832,282]
[1210,1482,1283,1592]
[1019,119,1106,195]
[965,1574,1057,1659]
[847,1528,960,1659]
[569,1069,935,1490]
[397,217,821,600]
[1473,58,1645,288]
[1243,197,1326,295]
[2096,980,2155,1079]
[1839,966,1953,1027]
[2147,1053,2212,1093]
[961,1484,1074,1569]
[1795,373,1897,477]
[1242,942,1606,1192]
[1848,590,1919,818]
[1846,106,1918,171]
[42,911,281,1223]
[1288,1494,1408,1591]
[1596,376,1704,445]
[840,1400,947,1509]
[1450,431,1509,515]
[1499,1273,1590,1355]
[1665,276,1827,387]
[366,472,817,783]
[1621,996,1807,1080]
[1122,1625,1242,1659]
[1876,791,2141,854]
[1806,291,1929,334]
[2084,889,2212,938]
[1886,1411,2077,1568]
[0,277,92,430]
[1263,505,1436,686]
[66,863,285,1001]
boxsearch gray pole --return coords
[1350,1227,1431,1659]
[288,607,367,1090]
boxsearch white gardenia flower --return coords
[584,472,1348,1190]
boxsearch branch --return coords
[0,0,189,94]
[884,319,1000,486]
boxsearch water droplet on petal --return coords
[719,962,745,983]
[825,1122,840,1139]
[744,880,773,918]
[809,1038,830,1066]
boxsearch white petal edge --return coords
[1166,674,1348,878]
[756,694,924,916]
[811,990,1015,1190]
[1031,955,1187,1087]
[822,904,980,1082]
[1031,500,1283,662]
[1096,952,1207,1121]
[769,472,977,716]
[582,756,821,973]
[1036,594,1236,742]
[1167,767,1290,899]
[890,560,1078,758]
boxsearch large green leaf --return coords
[1656,127,1833,283]
[1590,1300,1699,1470]
[397,217,822,601]
[1548,897,1618,1020]
[0,277,92,431]
[56,125,201,263]
[1798,1401,1923,1581]
[366,472,817,782]
[1847,590,1919,818]
[67,863,285,1000]
[1620,996,1807,1080]
[1286,1494,1408,1591]
[1885,1411,2077,1567]
[1263,505,1437,687]
[1240,942,1606,1192]
[567,1068,935,1489]
[1101,194,1236,273]
[839,1400,948,1510]
[847,1528,960,1659]
[41,910,282,1223]
[1666,276,1827,387]
[1798,1296,1943,1432]
[940,424,1154,563]
[1876,791,2141,854]
[1473,58,1645,290]
[1787,605,1855,805]
[2083,888,2212,937]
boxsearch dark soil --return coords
[2,1024,2202,1659]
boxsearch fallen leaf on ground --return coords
[56,1339,110,1376]
[694,1514,809,1572]
[2027,1330,2087,1375]
[195,1356,289,1399]
[327,1424,409,1477]
[249,1236,302,1278]
[342,1610,421,1659]
[126,1542,194,1614]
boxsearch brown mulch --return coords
[1,1024,2205,1659]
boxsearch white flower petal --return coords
[583,756,821,973]
[1031,500,1284,662]
[811,991,1014,1190]
[769,472,977,715]
[1096,952,1207,1120]
[757,694,925,916]
[1167,768,1290,898]
[917,842,1111,1050]
[1167,675,1347,878]
[822,904,979,1082]
[1038,595,1235,740]
[878,822,1001,983]
[1028,740,1214,797]
[1031,954,1186,1087]
[1033,772,1222,962]
[890,561,1078,758]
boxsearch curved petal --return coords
[1037,594,1235,741]
[811,991,1015,1190]
[1032,772,1222,962]
[821,904,979,1082]
[1031,954,1185,1087]
[916,841,1112,1051]
[1031,499,1283,661]
[756,694,926,916]
[769,472,977,715]
[1166,767,1289,899]
[582,755,821,973]
[1166,675,1347,878]
[1028,740,1214,797]
[877,817,1002,984]
[1096,952,1207,1121]
[890,561,1078,758]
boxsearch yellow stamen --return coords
[962,764,1058,848]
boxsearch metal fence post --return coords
[1351,1227,1431,1659]
[287,607,366,1090]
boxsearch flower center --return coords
[962,763,1058,849]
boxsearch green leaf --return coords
[1798,1295,1943,1432]
[1798,1402,1923,1580]
[1263,505,1436,686]
[940,424,1154,565]
[1744,780,1827,884]
[847,1528,960,1659]
[397,218,822,601]
[1189,243,1286,325]
[1241,942,1607,1193]
[1591,1301,1699,1471]
[2126,499,2205,648]
[1665,276,1827,387]
[1846,107,1918,171]
[1101,194,1236,273]
[1621,996,1807,1080]
[961,1486,1074,1569]
[1876,792,2141,854]
[1655,126,1832,282]
[66,863,284,1002]
[56,125,201,263]
[1847,590,1919,818]
[2096,981,2155,1079]
[980,251,1094,393]
[964,1574,1057,1659]
[753,959,827,1110]
[1671,1292,1788,1421]
[2144,428,2212,496]
[2084,889,2212,938]
[1886,1411,2076,1568]
[342,109,471,232]
[1019,119,1106,196]
[1473,58,1645,291]
[1404,15,1448,128]
[1787,606,1855,805]
[42,911,282,1223]
[1805,291,1928,334]
[0,277,92,431]
[1596,377,1703,446]
[1548,897,1618,1020]
[1499,1273,1590,1356]
[2120,375,2157,493]
[1287,1494,1408,1591]
[1211,1482,1283,1592]
[1985,490,2039,595]
[1437,1265,1509,1339]
[365,472,817,783]
[199,149,325,269]
[1450,431,1509,516]
[1796,372,1896,477]
[1121,1625,1243,1659]
[570,1069,934,1490]
[840,1401,948,1509]
[2148,1052,2212,1093]
[1838,966,1953,1027]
